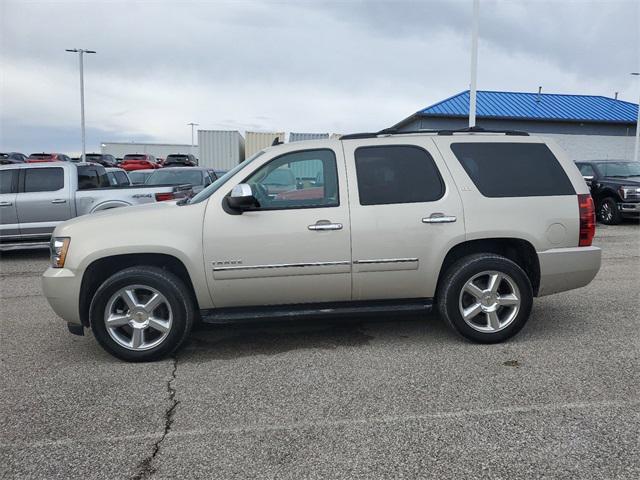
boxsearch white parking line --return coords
[3,398,638,449]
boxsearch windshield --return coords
[595,162,640,178]
[146,170,203,185]
[124,155,146,161]
[188,150,265,204]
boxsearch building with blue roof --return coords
[393,90,638,160]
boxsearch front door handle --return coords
[51,199,67,204]
[0,201,13,207]
[308,221,343,231]
[422,213,457,224]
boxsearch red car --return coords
[120,154,161,171]
[27,153,72,163]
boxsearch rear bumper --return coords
[536,246,601,297]
[42,267,82,325]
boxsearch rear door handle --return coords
[0,201,13,207]
[51,199,67,204]
[308,221,343,231]
[422,213,457,224]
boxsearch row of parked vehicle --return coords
[0,152,200,170]
[0,160,227,250]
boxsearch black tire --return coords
[437,254,533,344]
[597,197,621,225]
[89,266,195,362]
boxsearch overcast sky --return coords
[1,0,639,154]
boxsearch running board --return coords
[0,241,50,252]
[200,298,433,324]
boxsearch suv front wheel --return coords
[437,254,533,343]
[89,266,195,362]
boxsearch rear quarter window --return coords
[450,143,575,197]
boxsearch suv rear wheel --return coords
[437,254,533,343]
[597,197,621,225]
[89,266,194,362]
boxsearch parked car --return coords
[42,129,601,362]
[27,153,72,163]
[105,167,132,187]
[0,162,193,250]
[163,154,198,167]
[128,169,155,185]
[575,159,640,225]
[120,154,160,171]
[144,167,215,194]
[85,153,118,168]
[0,152,27,164]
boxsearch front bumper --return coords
[537,246,601,297]
[619,202,640,215]
[42,267,82,325]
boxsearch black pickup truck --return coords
[575,160,640,225]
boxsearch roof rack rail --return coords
[340,126,529,140]
[436,126,529,136]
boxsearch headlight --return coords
[619,186,640,200]
[50,237,71,268]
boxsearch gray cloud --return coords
[1,0,638,154]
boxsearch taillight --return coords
[578,194,595,247]
[155,192,175,202]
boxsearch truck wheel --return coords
[437,254,533,343]
[89,266,194,362]
[597,197,621,225]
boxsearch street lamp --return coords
[66,48,96,162]
[188,122,199,157]
[631,72,639,162]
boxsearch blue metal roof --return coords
[417,90,638,124]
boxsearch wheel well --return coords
[78,253,198,326]
[436,238,540,297]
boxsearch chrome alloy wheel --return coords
[458,271,521,333]
[104,285,173,351]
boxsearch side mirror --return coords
[227,184,259,211]
[583,175,594,186]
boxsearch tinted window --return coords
[0,170,16,193]
[594,161,640,178]
[355,145,444,206]
[244,149,339,209]
[451,143,575,198]
[77,166,109,189]
[24,168,64,192]
[577,164,595,176]
[114,171,129,185]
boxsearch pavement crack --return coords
[131,356,179,480]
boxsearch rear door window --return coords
[0,170,17,193]
[24,168,64,192]
[450,143,575,197]
[354,145,444,205]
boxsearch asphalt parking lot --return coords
[1,223,639,479]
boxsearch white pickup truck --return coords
[0,162,192,250]
[42,129,601,361]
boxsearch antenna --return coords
[614,92,619,100]
[536,86,542,103]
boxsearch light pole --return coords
[468,0,480,128]
[66,48,96,162]
[188,122,199,156]
[631,72,639,162]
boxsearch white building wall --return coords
[198,130,245,170]
[101,142,197,159]
[541,134,637,161]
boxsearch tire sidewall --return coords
[441,255,533,343]
[90,268,192,362]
